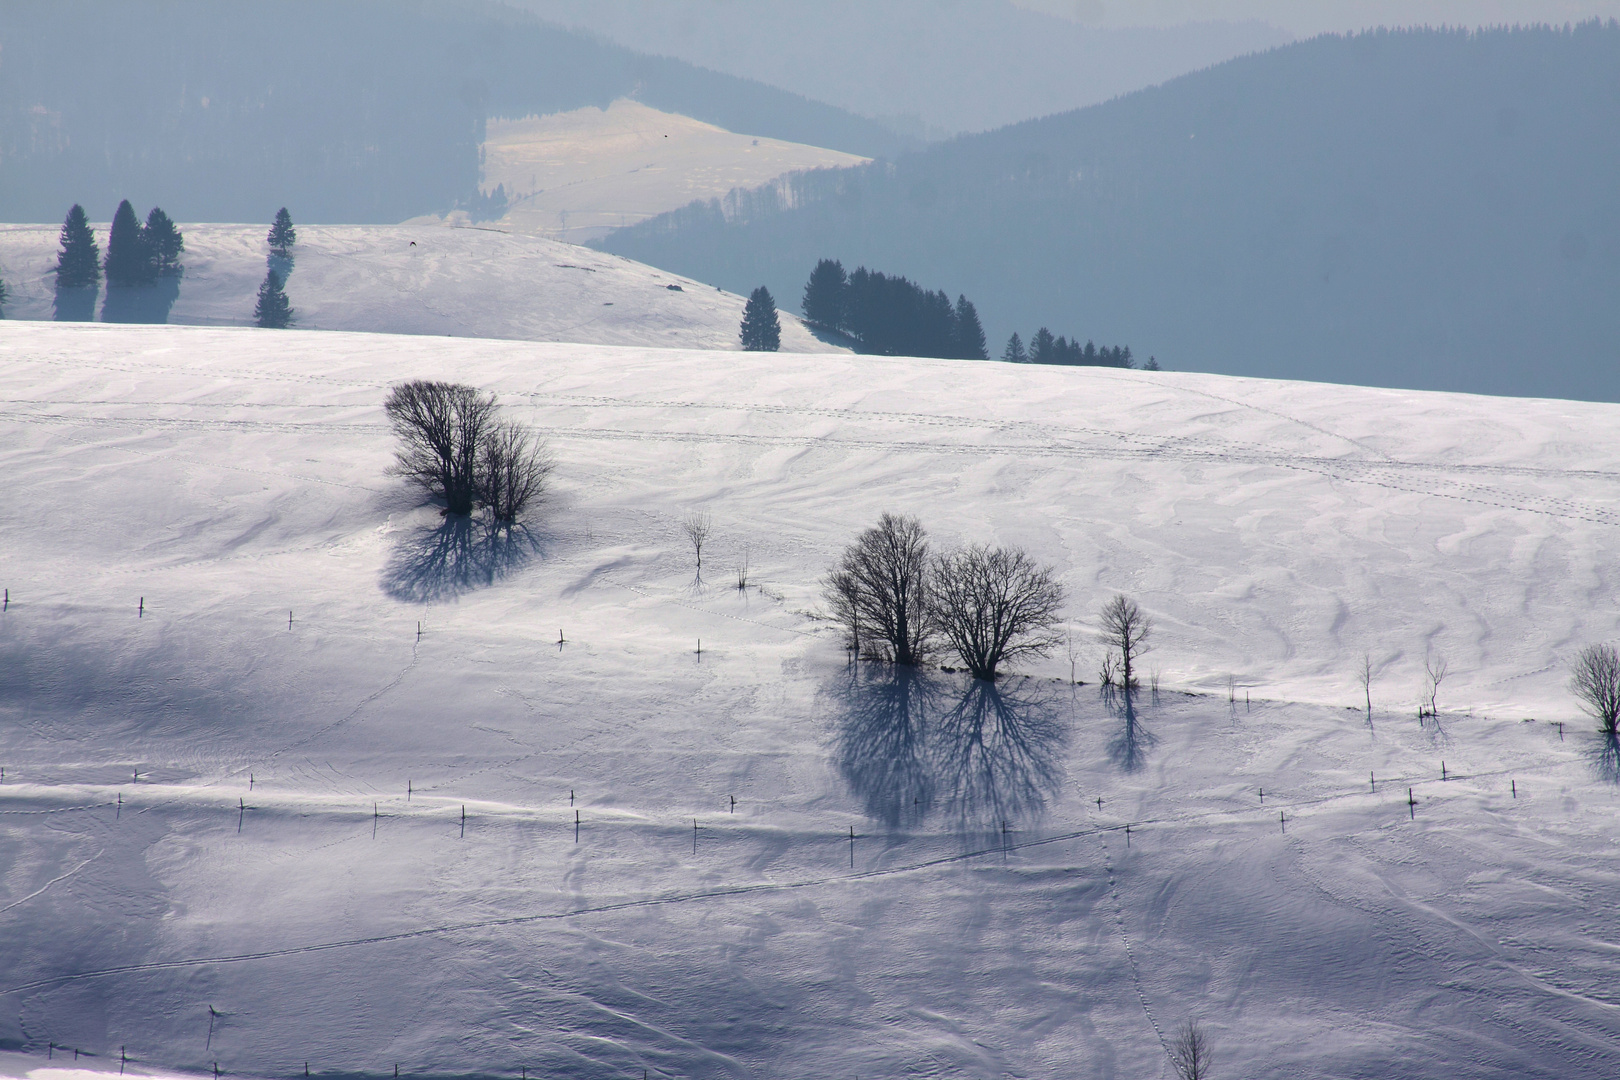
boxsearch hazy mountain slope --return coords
[597,23,1620,401]
[2,323,1620,1078]
[514,0,1292,136]
[476,101,869,243]
[0,0,905,225]
[0,223,837,352]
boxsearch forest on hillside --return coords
[0,0,904,224]
[598,23,1620,402]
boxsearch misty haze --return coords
[2,3,1619,1079]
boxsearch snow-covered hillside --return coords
[2,323,1618,1080]
[476,101,869,243]
[0,224,837,352]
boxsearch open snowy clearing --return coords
[1,323,1618,1079]
[0,224,836,353]
[476,101,868,243]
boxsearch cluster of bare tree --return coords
[384,380,553,523]
[824,513,1064,680]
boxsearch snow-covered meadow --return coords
[2,322,1618,1079]
[0,225,835,353]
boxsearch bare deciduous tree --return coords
[1358,651,1374,723]
[1422,653,1448,720]
[384,380,498,516]
[1169,1020,1211,1080]
[478,420,553,523]
[682,513,712,574]
[1099,594,1152,691]
[1570,643,1620,736]
[735,543,751,591]
[931,544,1064,680]
[824,513,935,666]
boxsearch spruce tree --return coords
[104,200,154,287]
[1029,327,1057,364]
[952,295,987,359]
[268,208,297,257]
[801,258,847,331]
[740,286,781,351]
[54,204,101,289]
[0,275,8,318]
[254,269,294,328]
[144,208,184,275]
[1002,332,1026,363]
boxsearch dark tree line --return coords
[802,259,987,360]
[1004,329,1150,368]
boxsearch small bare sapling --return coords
[1421,652,1448,720]
[682,513,712,574]
[1358,650,1373,721]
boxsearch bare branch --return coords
[823,513,935,666]
[682,513,712,573]
[1571,643,1620,736]
[384,380,498,516]
[1423,652,1449,719]
[1169,1020,1211,1080]
[478,420,553,523]
[1098,594,1152,691]
[931,544,1064,680]
[1358,651,1373,722]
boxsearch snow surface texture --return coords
[477,101,869,243]
[1,323,1618,1080]
[0,224,836,353]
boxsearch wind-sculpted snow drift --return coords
[1,323,1619,1079]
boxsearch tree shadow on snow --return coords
[1589,731,1620,785]
[381,515,542,603]
[829,668,1067,830]
[100,276,181,324]
[1105,689,1159,773]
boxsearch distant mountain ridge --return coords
[596,23,1620,402]
[0,0,907,225]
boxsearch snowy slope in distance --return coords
[1,323,1618,1080]
[0,223,838,352]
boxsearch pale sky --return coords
[1013,0,1620,34]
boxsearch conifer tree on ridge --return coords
[104,200,154,287]
[144,208,185,275]
[53,205,101,290]
[740,286,781,351]
[268,208,297,257]
[254,269,294,328]
[1002,332,1027,363]
[952,295,987,360]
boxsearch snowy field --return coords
[2,322,1618,1079]
[478,101,868,244]
[0,224,835,353]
